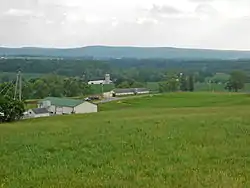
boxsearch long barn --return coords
[38,97,98,115]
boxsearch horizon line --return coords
[0,45,250,52]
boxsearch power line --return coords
[0,82,12,95]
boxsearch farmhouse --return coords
[112,88,150,97]
[38,97,98,115]
[27,108,50,118]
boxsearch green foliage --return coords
[179,74,188,91]
[1,93,250,187]
[90,84,115,95]
[159,80,179,93]
[0,72,43,83]
[158,73,195,93]
[187,75,194,92]
[2,58,250,85]
[0,75,93,100]
[209,73,230,84]
[159,73,179,93]
[117,80,145,89]
[226,71,247,92]
[0,96,25,123]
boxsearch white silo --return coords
[104,74,111,84]
[42,100,51,108]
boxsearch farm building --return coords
[88,74,113,85]
[112,88,150,97]
[135,88,150,95]
[103,91,113,98]
[38,97,98,115]
[112,89,135,96]
[27,108,50,118]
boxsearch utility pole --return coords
[101,83,104,97]
[14,72,18,100]
[19,71,22,101]
[14,71,22,101]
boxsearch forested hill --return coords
[1,46,250,60]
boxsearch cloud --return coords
[195,4,218,17]
[150,4,183,15]
[3,9,33,16]
[0,0,250,50]
[189,0,214,2]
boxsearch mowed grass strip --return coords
[1,93,250,187]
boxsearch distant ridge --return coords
[1,46,250,59]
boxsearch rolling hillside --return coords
[1,46,250,59]
[1,93,250,187]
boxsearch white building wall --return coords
[103,92,113,98]
[27,109,36,118]
[115,92,134,96]
[137,91,150,94]
[88,80,104,85]
[48,105,56,114]
[62,106,74,114]
[74,102,98,114]
[56,107,63,115]
[47,105,74,115]
[34,113,50,118]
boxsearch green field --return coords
[1,93,250,187]
[146,82,250,93]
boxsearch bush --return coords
[0,96,25,123]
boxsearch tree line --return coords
[1,58,250,84]
[0,70,247,101]
[0,74,93,100]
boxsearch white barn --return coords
[88,74,112,85]
[38,97,98,115]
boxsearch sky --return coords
[0,0,250,50]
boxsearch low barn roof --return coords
[136,88,149,92]
[39,97,84,108]
[113,88,135,93]
[31,108,49,114]
[114,88,149,94]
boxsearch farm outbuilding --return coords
[112,88,150,97]
[88,74,113,85]
[38,97,98,115]
[27,108,50,118]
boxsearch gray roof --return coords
[31,108,49,114]
[135,88,149,92]
[114,88,149,94]
[113,88,135,93]
[38,97,84,108]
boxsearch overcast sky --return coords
[0,0,250,50]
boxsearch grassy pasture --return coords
[1,93,250,187]
[146,82,250,93]
[100,92,250,111]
